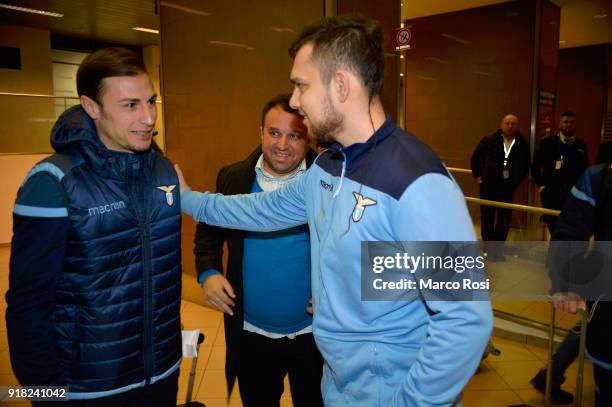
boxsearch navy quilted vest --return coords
[48,106,182,397]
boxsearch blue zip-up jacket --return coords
[550,163,612,370]
[182,119,493,406]
[6,106,182,399]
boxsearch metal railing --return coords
[447,166,590,407]
[447,166,561,216]
[464,196,560,216]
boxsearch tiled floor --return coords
[0,247,596,406]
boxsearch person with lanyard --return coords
[528,111,588,404]
[531,111,588,234]
[471,114,531,260]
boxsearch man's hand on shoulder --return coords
[202,274,236,315]
[174,164,189,196]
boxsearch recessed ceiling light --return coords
[593,14,607,20]
[132,27,159,34]
[0,3,63,17]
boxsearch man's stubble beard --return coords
[309,94,344,144]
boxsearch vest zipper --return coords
[129,159,154,386]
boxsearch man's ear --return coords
[80,95,101,120]
[332,70,350,103]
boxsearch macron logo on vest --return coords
[88,201,126,216]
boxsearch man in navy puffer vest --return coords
[6,48,182,406]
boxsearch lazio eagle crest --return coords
[351,192,377,222]
[157,185,176,206]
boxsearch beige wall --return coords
[0,24,55,154]
[0,25,54,242]
[0,154,51,244]
[0,25,53,94]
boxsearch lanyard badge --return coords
[502,138,515,180]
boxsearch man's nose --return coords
[289,89,300,110]
[142,105,156,126]
[277,134,290,149]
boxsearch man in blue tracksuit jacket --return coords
[178,15,493,406]
[548,163,612,406]
[6,48,182,406]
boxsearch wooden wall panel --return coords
[557,44,608,164]
[161,1,324,299]
[404,0,535,175]
[403,0,561,233]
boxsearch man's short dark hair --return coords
[289,14,385,101]
[561,111,576,118]
[261,93,300,127]
[77,47,147,105]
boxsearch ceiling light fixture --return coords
[132,27,159,34]
[160,1,210,16]
[0,3,63,17]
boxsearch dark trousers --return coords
[540,185,571,235]
[551,322,580,382]
[594,364,612,407]
[237,330,324,407]
[45,370,179,407]
[480,187,514,242]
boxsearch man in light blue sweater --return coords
[177,14,493,407]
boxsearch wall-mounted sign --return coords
[393,27,413,51]
[538,88,556,107]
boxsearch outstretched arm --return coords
[176,164,308,232]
